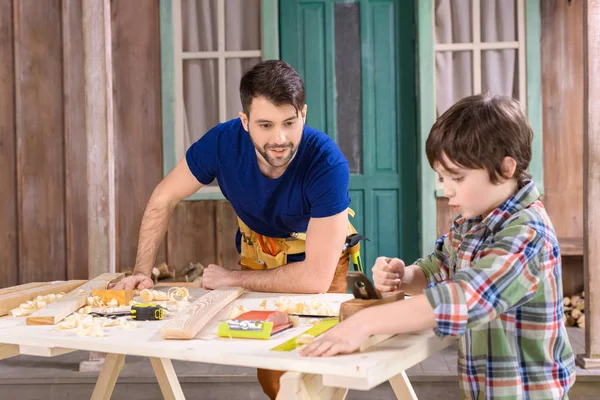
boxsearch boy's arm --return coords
[424,223,545,338]
[300,294,436,357]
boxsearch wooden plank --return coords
[167,201,217,271]
[277,372,348,400]
[0,280,86,316]
[149,357,186,400]
[160,287,244,339]
[0,0,18,289]
[62,0,89,280]
[90,353,125,400]
[0,282,50,297]
[111,0,165,271]
[26,273,123,325]
[582,0,600,364]
[0,344,19,361]
[19,345,75,357]
[216,200,241,269]
[14,0,66,282]
[82,0,115,278]
[541,0,584,249]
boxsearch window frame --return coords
[160,0,279,200]
[417,0,543,256]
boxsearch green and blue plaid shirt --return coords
[417,181,575,399]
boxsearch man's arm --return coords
[216,209,348,293]
[113,158,202,289]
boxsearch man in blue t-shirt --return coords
[113,60,355,399]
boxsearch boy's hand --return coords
[372,257,405,292]
[299,316,369,357]
[109,274,154,290]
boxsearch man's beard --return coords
[249,128,298,168]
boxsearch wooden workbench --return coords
[0,291,455,399]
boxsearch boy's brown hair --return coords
[426,93,532,186]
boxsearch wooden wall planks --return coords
[0,0,18,287]
[14,0,66,282]
[62,0,88,280]
[540,0,584,248]
[111,0,165,270]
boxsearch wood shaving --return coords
[54,310,137,337]
[167,287,190,302]
[227,304,249,319]
[140,289,169,302]
[272,296,339,316]
[9,292,65,317]
[295,333,315,345]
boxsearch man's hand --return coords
[202,264,235,290]
[372,256,405,292]
[109,274,154,290]
[299,315,370,357]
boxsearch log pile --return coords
[563,291,585,328]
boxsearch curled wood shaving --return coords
[140,289,169,302]
[167,287,190,302]
[295,334,315,345]
[9,292,65,317]
[54,310,138,337]
[272,296,339,316]
[228,304,249,319]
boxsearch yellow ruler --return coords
[270,318,339,352]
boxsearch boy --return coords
[300,94,576,399]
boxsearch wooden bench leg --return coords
[277,371,348,400]
[389,371,418,400]
[90,353,126,400]
[149,357,186,400]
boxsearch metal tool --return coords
[89,303,165,321]
[342,234,370,272]
[346,271,382,300]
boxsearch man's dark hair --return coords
[239,60,305,117]
[426,93,533,186]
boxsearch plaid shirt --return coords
[417,181,575,399]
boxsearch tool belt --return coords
[238,209,359,270]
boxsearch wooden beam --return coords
[578,0,600,369]
[149,357,186,400]
[19,345,75,357]
[0,282,50,297]
[160,287,243,339]
[81,0,116,277]
[62,0,89,280]
[90,353,125,400]
[26,273,122,325]
[277,372,348,400]
[0,0,18,289]
[0,344,19,361]
[388,371,418,400]
[0,280,86,316]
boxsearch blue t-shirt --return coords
[185,118,350,259]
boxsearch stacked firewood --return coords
[563,291,585,328]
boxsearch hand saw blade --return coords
[270,318,339,352]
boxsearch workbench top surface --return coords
[0,290,453,390]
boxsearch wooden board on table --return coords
[91,289,134,305]
[0,282,52,297]
[160,287,244,340]
[0,280,86,316]
[26,273,123,325]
